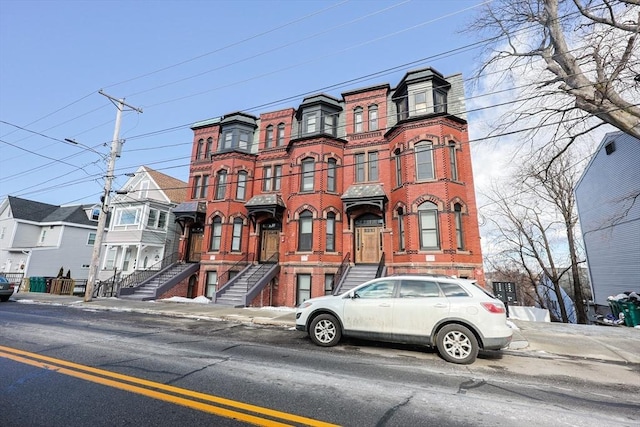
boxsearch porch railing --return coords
[118,252,180,289]
[217,253,253,290]
[331,252,351,292]
[243,252,278,291]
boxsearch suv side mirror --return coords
[348,291,357,299]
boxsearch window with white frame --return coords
[147,209,168,229]
[87,232,96,245]
[301,159,314,192]
[296,274,311,305]
[91,207,100,221]
[449,141,458,181]
[215,171,227,200]
[236,171,247,200]
[454,203,464,250]
[277,123,285,146]
[414,91,427,114]
[231,218,243,252]
[368,105,378,131]
[354,107,363,132]
[210,216,222,251]
[115,207,141,226]
[262,165,282,192]
[415,141,435,181]
[355,152,378,182]
[192,175,209,199]
[324,274,334,295]
[395,148,403,186]
[304,113,317,134]
[326,212,335,252]
[265,125,273,148]
[298,210,313,251]
[206,271,218,298]
[327,158,337,192]
[418,202,440,250]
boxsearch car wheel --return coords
[309,314,342,347]
[436,324,479,364]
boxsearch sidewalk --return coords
[7,292,640,365]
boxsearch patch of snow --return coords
[507,320,519,330]
[251,306,296,312]
[160,296,212,304]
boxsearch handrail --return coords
[120,252,180,288]
[217,253,252,290]
[331,252,351,292]
[243,252,278,291]
[375,252,385,278]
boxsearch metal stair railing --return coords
[216,253,253,290]
[375,252,386,278]
[119,252,180,289]
[243,252,278,291]
[331,252,351,295]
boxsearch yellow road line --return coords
[0,346,340,427]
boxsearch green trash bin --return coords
[31,277,44,293]
[608,300,623,319]
[620,301,640,327]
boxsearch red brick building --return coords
[175,67,484,307]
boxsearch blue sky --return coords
[1,0,491,206]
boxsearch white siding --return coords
[575,132,640,305]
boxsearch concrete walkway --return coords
[7,292,640,365]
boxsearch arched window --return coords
[415,141,435,181]
[210,216,222,251]
[327,158,337,192]
[265,125,274,148]
[301,158,315,192]
[354,107,363,133]
[205,137,213,158]
[236,171,247,200]
[449,141,458,181]
[454,203,463,250]
[418,201,440,250]
[397,207,405,251]
[368,104,378,131]
[195,139,204,160]
[231,218,243,252]
[394,148,403,186]
[326,212,336,252]
[215,170,227,200]
[298,210,313,251]
[277,123,285,146]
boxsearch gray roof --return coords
[245,194,285,207]
[8,196,96,226]
[341,184,387,200]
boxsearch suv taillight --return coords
[481,302,505,314]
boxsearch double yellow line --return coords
[0,345,339,427]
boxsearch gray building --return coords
[575,131,640,307]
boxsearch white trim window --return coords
[87,232,96,245]
[115,207,142,228]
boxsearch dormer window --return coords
[434,89,447,113]
[304,113,317,133]
[296,94,342,139]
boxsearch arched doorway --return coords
[259,220,281,262]
[354,213,383,264]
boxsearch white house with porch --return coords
[97,166,187,283]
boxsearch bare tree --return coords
[519,153,588,323]
[469,0,640,155]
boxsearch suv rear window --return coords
[438,282,469,297]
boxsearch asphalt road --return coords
[1,303,638,426]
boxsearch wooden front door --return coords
[355,226,381,264]
[260,230,280,261]
[188,232,203,262]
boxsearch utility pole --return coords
[85,90,142,302]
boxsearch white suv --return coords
[295,276,512,364]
